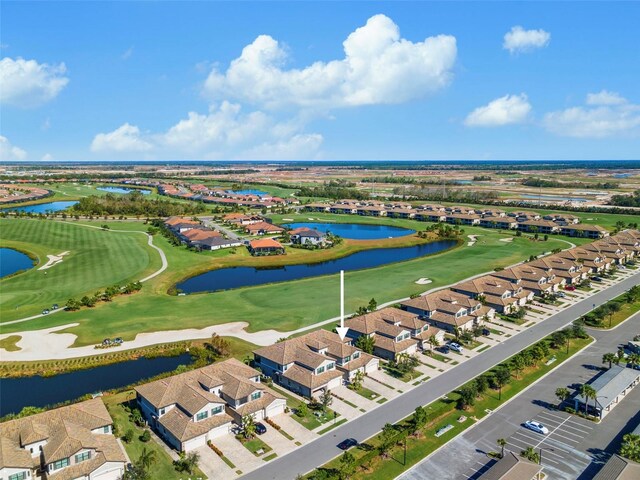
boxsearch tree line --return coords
[521,177,619,189]
[70,192,206,216]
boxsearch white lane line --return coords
[552,433,581,444]
[542,456,561,466]
[539,449,566,460]
[559,421,592,434]
[533,415,573,449]
[552,427,586,439]
[537,411,570,422]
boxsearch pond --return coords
[282,222,415,240]
[97,186,151,195]
[0,353,192,416]
[177,240,457,294]
[3,201,78,213]
[0,248,34,278]
[520,194,588,203]
[229,189,269,196]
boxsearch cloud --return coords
[204,14,457,110]
[121,46,134,60]
[586,90,627,106]
[503,26,550,54]
[41,153,54,161]
[90,102,323,160]
[91,123,153,153]
[464,94,532,127]
[544,92,640,138]
[0,57,69,107]
[0,135,27,160]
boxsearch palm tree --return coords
[520,446,540,464]
[555,387,570,408]
[628,353,640,370]
[242,414,257,439]
[607,302,622,327]
[602,353,617,369]
[428,335,440,352]
[137,447,157,472]
[579,384,597,416]
[351,370,365,391]
[497,438,507,459]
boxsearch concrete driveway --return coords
[194,444,237,480]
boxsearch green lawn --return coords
[292,408,339,431]
[0,335,21,352]
[0,218,159,321]
[352,386,382,401]
[239,436,272,456]
[103,392,207,480]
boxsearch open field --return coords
[1,215,580,347]
[0,219,160,320]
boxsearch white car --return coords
[557,292,566,298]
[449,342,464,353]
[524,420,549,435]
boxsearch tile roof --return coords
[592,454,640,480]
[249,238,284,249]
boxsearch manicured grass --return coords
[263,452,278,462]
[352,386,381,401]
[240,436,272,456]
[292,408,339,431]
[0,218,159,321]
[317,418,348,435]
[309,336,593,479]
[0,335,21,352]
[3,217,582,347]
[103,392,207,480]
[476,344,491,353]
[588,295,640,329]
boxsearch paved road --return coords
[400,311,640,480]
[240,271,640,480]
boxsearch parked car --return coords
[42,309,49,315]
[102,339,112,346]
[337,438,358,450]
[255,422,267,435]
[524,420,549,435]
[557,292,566,298]
[592,276,603,282]
[482,328,491,336]
[565,285,576,291]
[113,337,123,345]
[449,342,464,353]
[439,345,451,354]
[51,304,59,310]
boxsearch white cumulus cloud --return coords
[204,14,457,110]
[0,135,27,160]
[90,102,323,160]
[91,123,153,153]
[544,91,640,138]
[503,26,550,54]
[41,153,54,161]
[0,57,69,107]
[464,94,532,127]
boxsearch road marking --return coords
[533,415,573,449]
[537,411,570,422]
[552,432,581,444]
[552,426,587,438]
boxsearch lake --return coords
[97,186,151,195]
[0,248,34,278]
[0,353,192,416]
[3,201,78,213]
[230,189,268,196]
[520,194,588,203]
[283,222,415,240]
[177,240,457,294]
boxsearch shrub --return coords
[207,440,224,457]
[139,429,151,442]
[122,429,134,443]
[265,418,281,430]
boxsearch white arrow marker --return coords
[336,269,349,341]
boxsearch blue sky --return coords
[1,1,639,161]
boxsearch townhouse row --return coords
[252,230,640,400]
[305,201,609,238]
[159,183,299,209]
[164,216,242,250]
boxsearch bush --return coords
[140,429,151,442]
[122,429,134,443]
[265,418,281,431]
[564,407,576,414]
[207,440,224,457]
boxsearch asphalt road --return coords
[400,311,640,480]
[241,270,640,480]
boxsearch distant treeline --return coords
[297,181,369,200]
[522,177,619,189]
[393,187,498,202]
[70,192,206,216]
[361,176,458,185]
[608,190,640,207]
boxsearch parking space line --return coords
[512,431,545,443]
[565,419,593,431]
[552,427,586,439]
[559,423,592,435]
[537,411,570,422]
[551,433,581,444]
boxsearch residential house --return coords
[478,451,544,480]
[245,221,285,236]
[560,224,609,239]
[445,213,481,226]
[517,220,559,234]
[556,248,608,273]
[493,264,562,296]
[344,307,443,359]
[193,237,243,251]
[0,398,126,480]
[452,275,532,314]
[529,255,587,285]
[479,217,518,230]
[135,358,285,451]
[254,330,378,398]
[222,213,263,225]
[385,207,416,219]
[400,290,493,333]
[356,205,387,217]
[248,238,285,256]
[289,227,326,246]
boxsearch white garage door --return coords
[184,434,207,451]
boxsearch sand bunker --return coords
[415,278,432,285]
[38,251,69,270]
[499,237,514,243]
[282,218,294,221]
[467,235,480,247]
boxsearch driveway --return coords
[214,434,265,475]
[194,444,237,480]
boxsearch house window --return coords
[316,366,325,374]
[211,406,223,415]
[343,355,351,364]
[251,392,261,401]
[50,458,70,471]
[103,425,110,433]
[9,472,28,480]
[196,411,208,421]
[159,408,166,416]
[75,451,91,463]
[353,352,360,359]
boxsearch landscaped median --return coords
[303,326,593,480]
[581,285,640,329]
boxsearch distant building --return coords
[477,451,544,480]
[248,238,285,256]
[574,365,640,419]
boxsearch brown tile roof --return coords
[159,408,233,443]
[249,238,284,249]
[281,364,343,390]
[0,436,33,469]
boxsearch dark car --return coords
[255,422,267,435]
[440,345,451,354]
[592,276,602,282]
[113,337,123,345]
[482,328,491,336]
[337,438,358,450]
[52,304,59,310]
